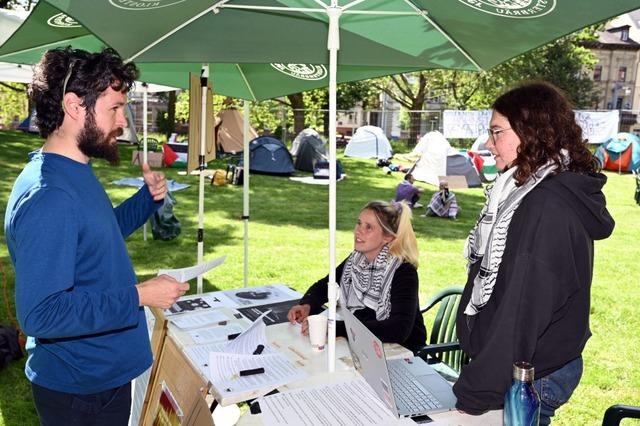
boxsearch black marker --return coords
[227,332,241,340]
[239,367,265,376]
[253,344,265,355]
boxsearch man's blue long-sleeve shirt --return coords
[4,151,159,394]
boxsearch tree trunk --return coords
[408,111,422,147]
[406,73,428,147]
[287,93,305,136]
[165,90,177,139]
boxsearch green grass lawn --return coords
[0,130,638,425]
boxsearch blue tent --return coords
[242,136,295,175]
[17,109,39,133]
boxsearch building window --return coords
[619,66,627,82]
[593,65,602,81]
[622,28,629,41]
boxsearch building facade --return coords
[585,12,640,131]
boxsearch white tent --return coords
[344,125,392,159]
[411,131,459,186]
[471,132,490,153]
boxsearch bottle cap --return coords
[513,361,535,382]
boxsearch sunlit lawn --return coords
[0,130,637,425]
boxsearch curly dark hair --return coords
[492,81,599,186]
[29,47,138,138]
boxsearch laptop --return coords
[340,306,457,419]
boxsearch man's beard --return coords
[77,113,123,166]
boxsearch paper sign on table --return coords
[169,310,230,330]
[188,323,246,344]
[258,377,408,426]
[208,352,307,397]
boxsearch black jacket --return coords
[299,259,427,353]
[453,171,615,414]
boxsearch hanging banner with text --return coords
[443,109,619,144]
[442,110,492,139]
[574,110,620,144]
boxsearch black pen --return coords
[227,332,241,340]
[253,344,265,355]
[239,367,265,376]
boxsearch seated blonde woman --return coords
[287,200,426,352]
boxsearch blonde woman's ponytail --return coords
[389,202,419,268]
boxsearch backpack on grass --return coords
[0,324,23,370]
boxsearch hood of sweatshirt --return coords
[539,171,615,240]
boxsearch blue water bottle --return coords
[504,361,540,426]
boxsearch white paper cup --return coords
[307,314,328,352]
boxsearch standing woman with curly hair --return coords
[453,82,615,424]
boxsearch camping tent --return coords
[344,126,393,159]
[294,133,327,172]
[243,136,295,175]
[412,130,454,157]
[595,132,640,173]
[471,133,490,153]
[469,133,498,182]
[291,128,321,156]
[411,131,482,187]
[119,104,138,144]
[215,109,258,154]
[17,110,38,133]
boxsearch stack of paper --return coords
[185,311,308,402]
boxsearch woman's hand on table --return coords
[300,318,310,336]
[287,304,311,326]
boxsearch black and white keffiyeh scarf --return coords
[339,245,402,321]
[463,156,565,316]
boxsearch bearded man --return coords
[4,48,189,425]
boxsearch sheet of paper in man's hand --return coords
[157,256,226,282]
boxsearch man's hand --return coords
[136,275,189,309]
[287,304,311,324]
[142,162,167,201]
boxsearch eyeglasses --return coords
[61,61,77,112]
[487,127,512,143]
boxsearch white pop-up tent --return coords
[411,131,458,185]
[344,125,393,159]
[410,130,482,188]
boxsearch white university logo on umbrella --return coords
[109,0,186,10]
[47,13,81,28]
[458,0,556,18]
[270,64,328,81]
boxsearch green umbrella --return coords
[3,0,640,372]
[0,2,425,100]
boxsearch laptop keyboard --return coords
[388,362,442,412]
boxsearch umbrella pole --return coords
[326,4,342,374]
[197,65,209,293]
[243,101,251,288]
[143,83,148,242]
